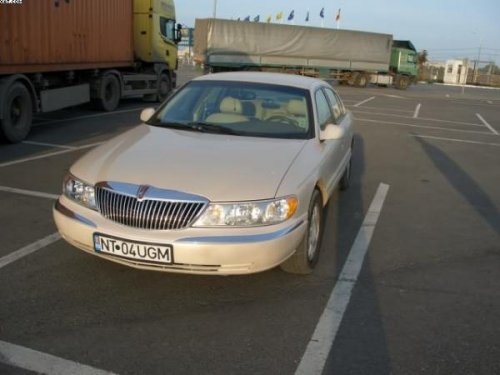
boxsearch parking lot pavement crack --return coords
[362,248,500,281]
[373,281,500,298]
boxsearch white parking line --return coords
[353,96,375,107]
[0,340,118,375]
[413,103,421,118]
[356,118,495,136]
[22,141,77,149]
[348,104,414,114]
[33,106,147,127]
[381,94,405,99]
[295,183,390,375]
[0,141,104,168]
[410,134,500,147]
[351,109,484,127]
[0,233,61,270]
[0,186,59,200]
[476,113,499,135]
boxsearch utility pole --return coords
[473,35,483,84]
[213,0,217,18]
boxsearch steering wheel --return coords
[267,115,299,127]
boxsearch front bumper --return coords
[53,196,306,275]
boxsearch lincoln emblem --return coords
[136,185,149,201]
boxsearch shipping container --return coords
[0,0,181,143]
[0,0,134,74]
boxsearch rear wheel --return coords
[347,72,359,86]
[280,190,323,274]
[0,82,32,143]
[94,74,121,111]
[355,73,368,88]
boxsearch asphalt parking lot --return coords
[1,65,499,375]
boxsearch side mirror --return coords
[140,108,155,123]
[175,23,183,44]
[319,124,344,141]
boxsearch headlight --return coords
[193,196,298,227]
[63,174,97,210]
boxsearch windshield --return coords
[150,80,313,139]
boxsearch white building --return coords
[443,59,469,84]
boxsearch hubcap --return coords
[10,97,22,127]
[307,204,321,260]
[105,83,114,102]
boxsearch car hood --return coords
[71,125,307,201]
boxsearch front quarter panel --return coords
[275,139,326,214]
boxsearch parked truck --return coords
[194,18,417,90]
[0,0,181,143]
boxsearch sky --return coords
[176,0,500,65]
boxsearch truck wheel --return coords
[95,74,120,111]
[347,72,359,86]
[0,82,32,143]
[157,73,171,102]
[280,189,323,274]
[396,75,410,90]
[355,73,368,88]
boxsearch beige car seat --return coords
[286,99,308,130]
[206,97,248,123]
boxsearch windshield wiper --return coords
[149,121,240,135]
[148,120,186,129]
[186,122,240,135]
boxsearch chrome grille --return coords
[95,186,207,230]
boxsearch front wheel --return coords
[0,82,33,143]
[395,75,410,90]
[157,73,172,102]
[280,190,324,274]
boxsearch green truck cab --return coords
[391,40,418,89]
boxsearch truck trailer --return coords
[194,18,417,90]
[0,0,181,143]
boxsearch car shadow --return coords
[415,137,499,236]
[321,134,394,374]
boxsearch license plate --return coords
[93,233,173,264]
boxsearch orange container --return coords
[0,0,134,74]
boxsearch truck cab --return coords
[391,40,418,88]
[133,0,181,70]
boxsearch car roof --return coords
[193,71,327,90]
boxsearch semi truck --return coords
[0,0,181,143]
[194,18,417,90]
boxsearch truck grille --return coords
[95,186,207,230]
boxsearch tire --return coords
[355,73,368,88]
[395,75,410,90]
[347,72,359,86]
[280,190,324,274]
[94,74,120,111]
[339,157,352,191]
[157,73,171,102]
[0,82,32,143]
